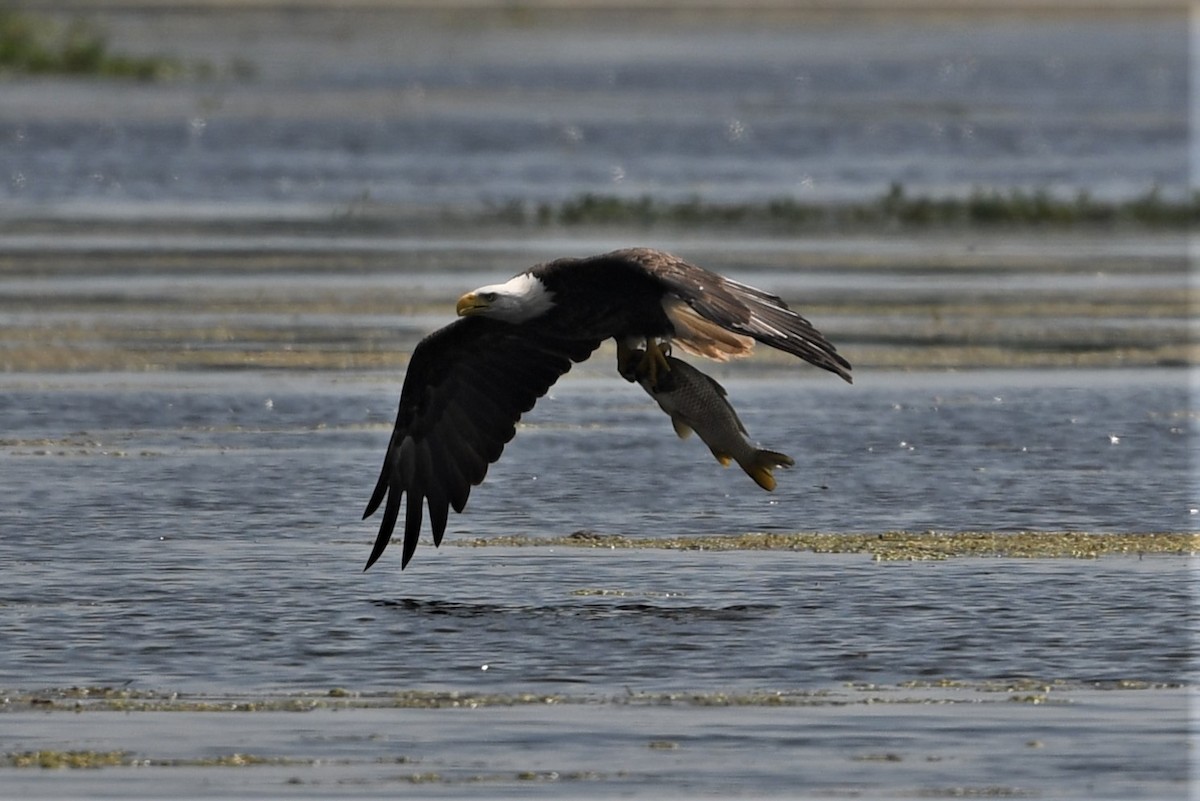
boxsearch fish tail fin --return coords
[741,449,795,491]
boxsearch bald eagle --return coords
[363,248,851,570]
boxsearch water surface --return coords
[0,9,1186,218]
[1,369,1191,694]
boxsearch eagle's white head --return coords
[456,272,554,323]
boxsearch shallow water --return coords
[0,370,1194,798]
[3,684,1192,800]
[0,368,1192,692]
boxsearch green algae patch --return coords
[165,753,297,768]
[526,186,1200,231]
[4,750,128,769]
[1,687,568,714]
[2,749,310,770]
[621,689,837,708]
[462,530,1198,560]
[381,691,565,709]
[569,587,683,598]
[0,11,184,80]
[2,679,1183,725]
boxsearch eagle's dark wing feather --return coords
[619,248,852,383]
[363,316,600,570]
[713,275,852,382]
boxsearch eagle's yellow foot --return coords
[636,339,672,389]
[617,339,672,387]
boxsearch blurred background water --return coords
[0,6,1187,216]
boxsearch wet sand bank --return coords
[0,226,1191,374]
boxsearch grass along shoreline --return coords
[5,185,1192,234]
[0,10,243,80]
[473,185,1198,232]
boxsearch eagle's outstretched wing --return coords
[614,248,853,383]
[363,316,600,570]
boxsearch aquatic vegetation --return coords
[1,748,307,770]
[380,691,565,710]
[402,771,444,783]
[852,752,903,762]
[569,587,637,596]
[0,11,184,80]
[517,185,1199,231]
[0,687,568,713]
[178,753,291,768]
[621,689,835,708]
[3,679,1176,720]
[463,530,1198,560]
[5,750,128,769]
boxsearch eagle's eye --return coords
[481,292,497,302]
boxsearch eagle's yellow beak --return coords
[456,292,488,317]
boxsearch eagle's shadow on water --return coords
[370,597,778,622]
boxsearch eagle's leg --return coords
[637,339,672,388]
[616,338,641,382]
[644,339,671,387]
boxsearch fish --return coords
[621,346,795,491]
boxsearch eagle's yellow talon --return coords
[617,339,672,387]
[637,340,672,389]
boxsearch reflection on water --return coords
[372,597,781,621]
